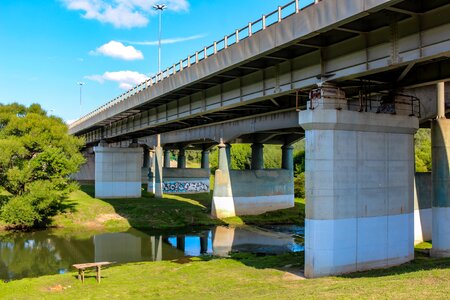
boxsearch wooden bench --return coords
[72,262,114,283]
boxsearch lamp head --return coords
[153,4,167,11]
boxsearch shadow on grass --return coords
[227,200,305,226]
[79,185,225,229]
[339,254,450,278]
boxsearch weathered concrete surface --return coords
[431,118,450,258]
[300,108,418,278]
[414,172,432,244]
[94,146,143,198]
[212,169,294,218]
[72,151,95,183]
[154,146,164,198]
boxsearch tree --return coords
[0,103,85,228]
[415,129,431,172]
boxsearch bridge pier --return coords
[141,146,150,184]
[163,150,171,168]
[177,147,186,169]
[94,143,143,198]
[431,82,450,258]
[212,141,294,218]
[300,84,418,278]
[251,143,264,170]
[154,145,164,198]
[201,150,210,169]
[147,148,156,194]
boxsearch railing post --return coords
[278,6,282,22]
[173,64,176,74]
[180,60,183,71]
[295,0,299,12]
[224,36,228,49]
[236,29,239,43]
[187,56,191,67]
[214,41,217,54]
[195,51,199,63]
[262,15,266,29]
[204,47,208,58]
[248,22,252,36]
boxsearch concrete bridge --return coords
[70,0,450,277]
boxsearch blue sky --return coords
[0,0,314,123]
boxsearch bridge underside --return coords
[70,0,450,278]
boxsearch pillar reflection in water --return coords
[212,226,299,256]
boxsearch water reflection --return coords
[0,225,303,281]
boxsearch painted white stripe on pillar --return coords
[213,194,294,218]
[305,213,414,277]
[432,207,450,257]
[95,181,142,198]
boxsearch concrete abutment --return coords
[94,145,143,199]
[212,141,295,218]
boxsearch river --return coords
[0,225,304,281]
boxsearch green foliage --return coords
[294,172,305,198]
[0,103,85,228]
[264,145,281,169]
[415,128,431,172]
[0,196,38,227]
[230,144,251,169]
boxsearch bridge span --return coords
[70,0,450,277]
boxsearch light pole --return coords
[77,82,85,116]
[153,3,167,76]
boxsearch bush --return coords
[294,172,305,198]
[1,196,38,228]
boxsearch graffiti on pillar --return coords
[163,181,210,193]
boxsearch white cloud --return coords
[125,34,204,46]
[90,41,144,60]
[86,70,148,90]
[62,0,189,28]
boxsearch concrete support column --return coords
[200,235,208,254]
[218,142,231,171]
[300,84,419,278]
[163,150,171,168]
[251,143,264,170]
[212,141,233,218]
[94,145,143,198]
[178,148,186,169]
[281,145,294,171]
[141,147,150,184]
[155,144,164,198]
[201,150,210,169]
[176,237,185,252]
[147,149,156,194]
[431,82,450,258]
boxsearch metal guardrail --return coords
[307,88,422,118]
[69,0,321,130]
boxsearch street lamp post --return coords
[77,82,85,116]
[153,4,167,77]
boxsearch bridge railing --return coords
[69,0,320,130]
[306,88,422,118]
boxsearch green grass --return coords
[0,249,449,299]
[50,185,304,231]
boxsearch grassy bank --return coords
[50,185,305,231]
[1,249,449,299]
